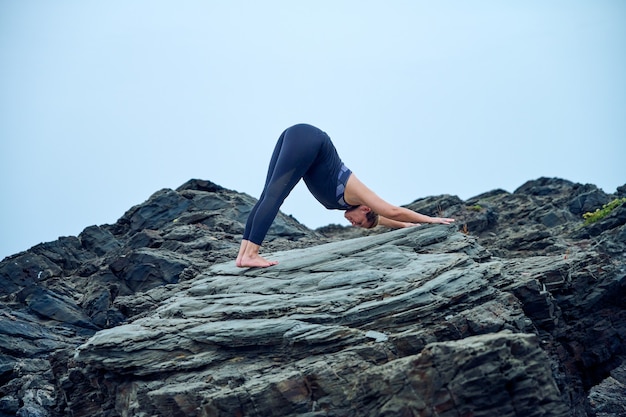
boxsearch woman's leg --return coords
[241,130,285,241]
[236,132,286,267]
[237,125,323,267]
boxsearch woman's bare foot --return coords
[237,253,278,268]
[235,239,278,268]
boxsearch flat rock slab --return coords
[74,225,569,416]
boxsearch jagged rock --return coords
[450,177,626,259]
[0,176,624,417]
[80,225,122,256]
[108,248,192,292]
[574,204,626,239]
[17,286,96,330]
[589,362,626,416]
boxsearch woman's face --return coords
[344,206,375,228]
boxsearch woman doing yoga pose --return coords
[236,124,455,268]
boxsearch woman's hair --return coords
[346,205,379,229]
[365,210,379,229]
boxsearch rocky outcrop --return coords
[1,177,624,417]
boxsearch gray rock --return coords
[69,226,574,416]
[0,176,625,417]
[79,225,122,256]
[588,362,626,416]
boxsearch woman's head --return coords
[344,205,379,229]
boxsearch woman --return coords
[236,124,454,268]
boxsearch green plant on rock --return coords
[582,197,626,225]
[467,204,483,212]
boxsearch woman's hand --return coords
[429,217,455,225]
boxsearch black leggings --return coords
[243,124,331,245]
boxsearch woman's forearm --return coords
[384,207,432,223]
[377,216,416,229]
[385,207,454,225]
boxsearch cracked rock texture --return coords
[1,177,625,417]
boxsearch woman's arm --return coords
[377,216,418,228]
[344,174,455,225]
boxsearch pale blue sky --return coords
[1,1,624,259]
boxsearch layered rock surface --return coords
[1,177,625,417]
